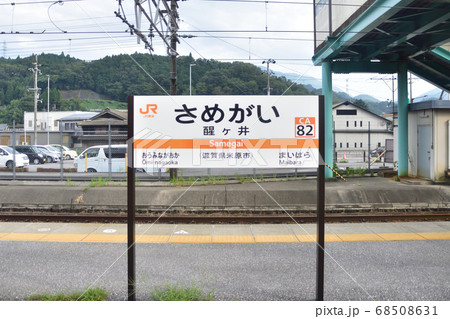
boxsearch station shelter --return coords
[312,0,450,177]
[406,100,450,180]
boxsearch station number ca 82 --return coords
[295,117,316,138]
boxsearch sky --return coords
[0,0,439,102]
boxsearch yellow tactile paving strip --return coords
[0,231,449,243]
[417,232,450,240]
[377,233,426,241]
[169,235,211,243]
[213,236,254,243]
[337,234,384,242]
[82,234,127,243]
[255,235,298,243]
[40,234,88,242]
[136,235,171,243]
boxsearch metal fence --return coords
[0,124,394,182]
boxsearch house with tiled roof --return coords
[76,108,128,148]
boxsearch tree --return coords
[353,99,369,111]
[60,97,82,111]
[0,99,25,125]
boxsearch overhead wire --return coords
[192,35,314,41]
[1,0,431,99]
[180,16,321,78]
[178,6,404,103]
[1,29,447,37]
[200,0,435,11]
[180,19,320,94]
[0,0,82,5]
[47,1,67,33]
[179,29,250,94]
[3,35,142,44]
[0,0,435,10]
[10,1,15,33]
[72,1,170,93]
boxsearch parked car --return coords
[11,145,46,164]
[74,144,127,172]
[0,145,29,168]
[50,144,78,160]
[74,145,147,173]
[371,146,385,156]
[35,145,60,163]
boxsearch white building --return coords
[23,111,94,132]
[333,101,393,156]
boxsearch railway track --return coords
[0,212,448,224]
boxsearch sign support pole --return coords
[127,96,136,301]
[316,96,325,301]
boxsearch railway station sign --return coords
[127,95,325,301]
[131,95,320,169]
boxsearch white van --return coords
[74,144,128,173]
[0,145,30,168]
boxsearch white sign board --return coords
[132,95,320,169]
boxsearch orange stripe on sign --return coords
[134,138,319,149]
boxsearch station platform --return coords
[1,221,449,244]
[0,177,449,213]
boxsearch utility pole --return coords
[262,58,275,95]
[120,0,181,179]
[116,0,183,302]
[392,75,395,115]
[169,0,178,97]
[28,55,41,145]
[169,0,179,180]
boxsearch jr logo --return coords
[140,104,158,115]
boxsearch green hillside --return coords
[0,53,314,125]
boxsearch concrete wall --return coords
[434,110,450,179]
[0,131,71,146]
[408,112,419,176]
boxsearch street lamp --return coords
[189,63,196,96]
[262,59,275,95]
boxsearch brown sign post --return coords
[317,96,325,301]
[127,95,325,301]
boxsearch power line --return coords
[2,35,140,44]
[0,0,83,5]
[180,32,313,95]
[200,0,435,11]
[193,35,314,41]
[214,58,312,61]
[0,31,129,34]
[1,29,447,36]
[178,29,448,35]
[0,0,433,11]
[48,0,67,33]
